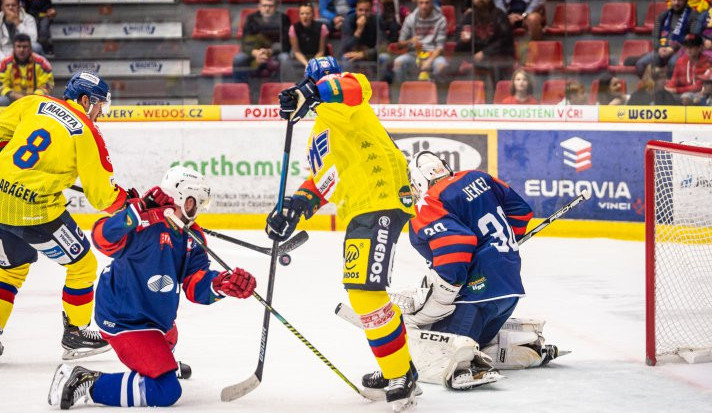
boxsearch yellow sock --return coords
[0,263,30,330]
[62,252,98,327]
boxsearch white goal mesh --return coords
[647,141,712,364]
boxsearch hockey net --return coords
[645,140,712,365]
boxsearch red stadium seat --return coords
[227,0,257,3]
[493,80,511,104]
[591,2,636,34]
[236,8,258,38]
[370,81,391,104]
[259,82,293,105]
[201,44,240,76]
[192,8,232,39]
[566,40,609,73]
[635,2,668,34]
[213,83,250,104]
[541,79,566,105]
[398,81,437,104]
[441,5,456,37]
[608,40,653,73]
[446,80,485,104]
[184,0,220,4]
[588,78,627,104]
[523,41,564,73]
[544,3,590,35]
[285,6,320,24]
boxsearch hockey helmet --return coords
[304,57,341,81]
[160,166,212,222]
[407,151,453,202]
[63,71,111,115]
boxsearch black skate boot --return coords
[176,361,192,380]
[385,368,417,412]
[61,312,111,360]
[540,344,572,366]
[48,364,102,410]
[361,362,421,401]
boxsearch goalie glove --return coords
[394,270,460,327]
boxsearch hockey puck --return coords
[279,254,292,266]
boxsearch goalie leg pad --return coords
[407,328,479,386]
[482,330,544,370]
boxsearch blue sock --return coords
[92,371,181,407]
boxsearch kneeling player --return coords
[48,167,257,410]
[377,152,563,389]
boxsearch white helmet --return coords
[160,166,211,221]
[407,151,453,202]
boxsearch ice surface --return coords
[1,231,711,412]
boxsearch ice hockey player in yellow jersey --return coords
[265,57,418,412]
[0,71,129,360]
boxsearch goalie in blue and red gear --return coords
[389,151,565,391]
[48,166,257,410]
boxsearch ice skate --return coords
[176,361,192,380]
[48,364,102,409]
[361,362,422,401]
[61,312,111,360]
[385,368,417,412]
[0,339,3,357]
[447,366,502,390]
[540,344,570,366]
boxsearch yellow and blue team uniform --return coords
[0,52,54,98]
[409,170,533,345]
[291,72,416,379]
[0,94,127,332]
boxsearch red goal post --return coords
[645,140,712,366]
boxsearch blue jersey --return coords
[409,170,533,303]
[91,208,224,335]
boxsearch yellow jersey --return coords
[0,95,126,226]
[294,73,414,223]
[0,53,54,97]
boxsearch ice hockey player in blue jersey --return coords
[370,151,564,391]
[48,166,257,410]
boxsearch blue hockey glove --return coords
[265,196,309,241]
[278,79,321,123]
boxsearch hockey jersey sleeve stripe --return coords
[316,74,363,106]
[428,234,478,250]
[104,188,128,214]
[91,218,128,257]
[507,212,534,221]
[512,225,528,236]
[433,252,473,266]
[184,269,207,303]
[491,176,510,188]
[62,286,94,306]
[369,320,407,357]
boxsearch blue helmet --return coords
[304,57,341,81]
[63,71,111,106]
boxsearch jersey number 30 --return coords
[477,206,519,253]
[13,129,51,169]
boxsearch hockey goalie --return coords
[355,151,567,394]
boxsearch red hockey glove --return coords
[212,268,256,299]
[142,186,174,208]
[126,199,174,231]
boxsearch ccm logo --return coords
[419,332,450,343]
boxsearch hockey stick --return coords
[201,228,309,267]
[334,191,592,327]
[67,184,305,265]
[163,210,375,401]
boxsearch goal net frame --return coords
[645,140,712,366]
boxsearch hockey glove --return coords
[142,186,175,208]
[126,187,175,231]
[265,196,309,241]
[212,267,256,299]
[278,79,321,123]
[404,270,459,327]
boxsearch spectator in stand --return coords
[340,0,395,76]
[501,68,537,104]
[288,2,329,75]
[0,33,52,105]
[454,0,515,83]
[665,34,711,104]
[0,0,40,59]
[557,80,587,105]
[691,69,712,105]
[23,0,54,57]
[627,65,681,105]
[392,0,447,83]
[635,0,699,77]
[493,0,544,40]
[596,73,627,105]
[232,0,291,83]
[319,0,355,32]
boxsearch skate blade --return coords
[48,364,72,406]
[390,393,417,413]
[450,371,504,390]
[361,384,422,402]
[557,350,572,358]
[62,345,111,360]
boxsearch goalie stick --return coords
[335,191,592,326]
[162,209,377,401]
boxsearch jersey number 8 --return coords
[477,206,519,253]
[13,129,51,169]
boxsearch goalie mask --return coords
[408,151,453,202]
[160,166,211,222]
